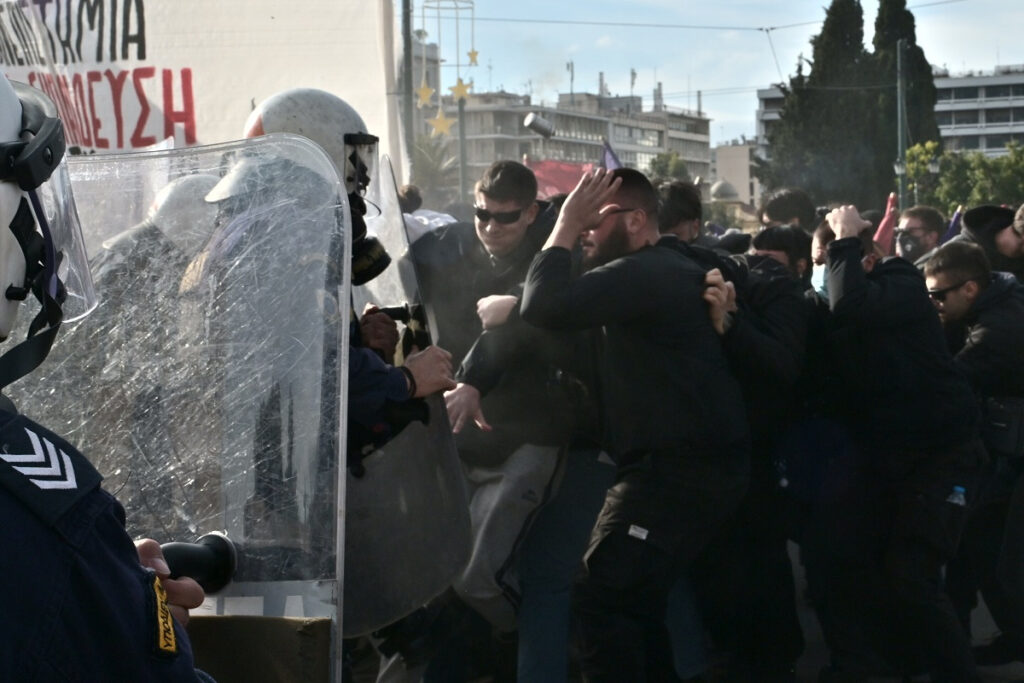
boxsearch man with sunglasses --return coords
[895,205,945,269]
[402,160,586,678]
[521,167,750,682]
[925,241,1024,669]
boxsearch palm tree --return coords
[411,135,459,209]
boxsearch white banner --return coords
[0,0,404,176]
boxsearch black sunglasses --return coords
[927,280,968,302]
[475,207,523,224]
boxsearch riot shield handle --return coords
[161,531,238,594]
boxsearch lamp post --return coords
[896,38,908,210]
[893,158,906,204]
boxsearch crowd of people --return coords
[3,68,1024,683]
[346,163,1024,683]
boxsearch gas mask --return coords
[896,230,928,262]
[349,192,391,286]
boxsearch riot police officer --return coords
[0,76,211,681]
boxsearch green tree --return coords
[648,152,690,182]
[873,0,941,197]
[930,144,1024,216]
[932,149,974,216]
[904,140,942,206]
[756,0,884,208]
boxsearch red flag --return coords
[873,192,899,255]
[525,159,595,199]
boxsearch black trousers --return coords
[691,469,805,674]
[947,456,1024,643]
[805,439,986,682]
[571,445,749,683]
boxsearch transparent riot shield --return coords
[6,133,351,681]
[346,155,470,637]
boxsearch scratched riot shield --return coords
[344,155,470,637]
[6,134,352,676]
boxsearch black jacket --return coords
[410,202,577,455]
[664,241,807,452]
[720,254,808,452]
[522,237,748,460]
[824,238,979,452]
[951,271,1024,398]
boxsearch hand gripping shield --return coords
[7,134,353,677]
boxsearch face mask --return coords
[896,231,927,262]
[811,262,829,298]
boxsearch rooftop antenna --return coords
[566,60,575,106]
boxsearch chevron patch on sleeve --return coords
[0,413,102,526]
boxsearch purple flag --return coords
[940,205,963,244]
[600,138,622,170]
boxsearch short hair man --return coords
[925,241,1024,665]
[751,224,812,280]
[522,167,750,680]
[896,205,945,267]
[405,160,589,677]
[760,187,817,233]
[658,180,702,243]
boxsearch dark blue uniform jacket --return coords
[0,409,201,682]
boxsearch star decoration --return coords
[427,108,455,137]
[467,49,479,66]
[449,77,471,101]
[416,81,435,108]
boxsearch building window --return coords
[1014,84,1024,97]
[985,85,1012,99]
[935,111,952,126]
[953,110,979,125]
[936,88,952,101]
[986,108,1012,124]
[985,134,1010,149]
[950,135,980,150]
[953,87,979,100]
[1013,107,1024,123]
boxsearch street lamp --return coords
[893,159,906,177]
[927,157,940,175]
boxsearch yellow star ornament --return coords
[427,108,455,137]
[449,77,471,101]
[416,81,435,108]
[467,49,479,66]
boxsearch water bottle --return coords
[945,485,967,507]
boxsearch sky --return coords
[413,0,1024,146]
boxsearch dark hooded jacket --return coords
[824,237,979,454]
[950,271,1024,398]
[954,208,1024,281]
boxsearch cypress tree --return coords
[758,0,884,208]
[873,0,941,202]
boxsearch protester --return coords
[925,241,1024,668]
[810,205,986,682]
[521,167,750,681]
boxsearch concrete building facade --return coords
[933,65,1024,156]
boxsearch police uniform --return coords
[0,409,202,682]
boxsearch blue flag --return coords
[940,204,963,244]
[600,138,622,170]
